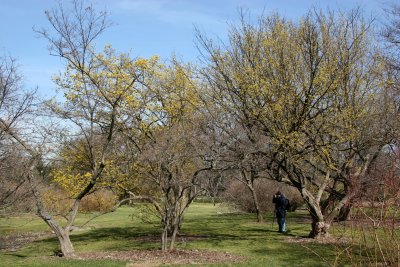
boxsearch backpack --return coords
[284,198,291,211]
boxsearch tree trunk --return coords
[161,225,168,251]
[26,162,77,257]
[161,212,170,252]
[309,220,331,239]
[249,185,263,223]
[242,170,263,223]
[301,188,331,239]
[307,204,331,239]
[44,219,75,257]
[169,223,179,250]
[57,229,75,258]
[337,203,352,221]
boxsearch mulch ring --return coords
[0,232,53,252]
[77,249,246,267]
[284,235,350,245]
[135,234,210,243]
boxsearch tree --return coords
[196,85,272,222]
[121,60,213,250]
[0,56,37,213]
[10,0,150,257]
[197,9,392,238]
[382,3,400,71]
[0,147,35,214]
[380,2,400,142]
[210,121,268,222]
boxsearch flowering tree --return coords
[197,9,394,238]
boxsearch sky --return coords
[0,0,387,98]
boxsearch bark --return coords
[58,232,75,258]
[161,215,171,252]
[303,184,357,238]
[309,220,331,239]
[307,202,331,238]
[304,188,354,238]
[169,223,179,250]
[46,220,75,258]
[161,230,167,251]
[160,216,181,250]
[169,199,179,250]
[249,185,264,223]
[25,159,77,257]
[337,204,352,221]
[161,218,180,251]
[301,188,331,239]
[241,169,264,223]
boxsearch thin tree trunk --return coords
[242,170,264,223]
[249,185,264,223]
[161,214,169,251]
[169,223,179,250]
[161,226,168,251]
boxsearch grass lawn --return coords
[0,203,353,266]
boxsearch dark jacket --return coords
[272,194,288,218]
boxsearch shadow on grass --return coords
[2,253,27,258]
[32,225,248,252]
[16,208,307,242]
[1,206,347,267]
[29,209,313,250]
[71,226,159,242]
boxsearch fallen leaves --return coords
[77,249,246,266]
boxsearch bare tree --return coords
[0,147,35,214]
[0,56,38,213]
[381,2,400,131]
[382,3,400,71]
[215,123,268,222]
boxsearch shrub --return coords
[42,186,72,215]
[79,189,118,212]
[42,187,118,214]
[334,152,400,266]
[223,179,303,213]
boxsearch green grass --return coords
[0,203,356,266]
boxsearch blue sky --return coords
[0,0,386,98]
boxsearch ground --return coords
[2,204,397,266]
[0,232,245,266]
[78,249,245,266]
[0,231,52,252]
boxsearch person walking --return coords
[272,191,289,233]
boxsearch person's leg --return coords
[281,216,286,232]
[277,217,284,232]
[276,217,281,232]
